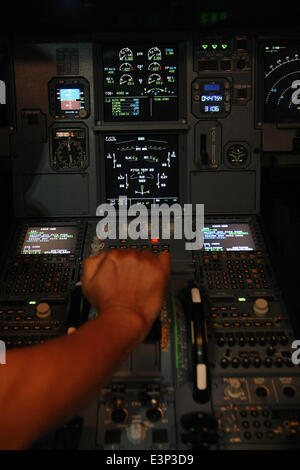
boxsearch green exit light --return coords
[212,44,218,50]
[238,297,247,302]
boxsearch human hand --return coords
[82,249,170,330]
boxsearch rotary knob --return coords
[253,298,269,316]
[225,378,243,399]
[36,302,51,319]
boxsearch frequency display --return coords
[21,226,77,254]
[203,224,255,251]
[263,43,300,123]
[104,134,178,207]
[103,45,178,121]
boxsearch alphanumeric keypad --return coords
[3,254,75,294]
[200,251,271,290]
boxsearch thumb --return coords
[82,251,106,286]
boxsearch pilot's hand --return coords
[82,249,170,330]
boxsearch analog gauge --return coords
[119,47,133,61]
[148,47,162,61]
[148,62,162,72]
[120,74,134,86]
[119,62,133,72]
[148,73,162,85]
[54,139,86,169]
[226,144,249,167]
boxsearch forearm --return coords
[0,309,147,450]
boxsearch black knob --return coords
[237,59,246,69]
[146,407,162,422]
[267,346,276,356]
[253,357,261,368]
[275,357,283,368]
[221,358,229,368]
[227,337,235,347]
[255,386,268,398]
[258,336,266,346]
[280,335,288,346]
[264,357,273,368]
[269,335,277,346]
[283,386,295,398]
[239,336,246,346]
[111,407,127,423]
[286,359,294,368]
[232,357,240,368]
[248,336,256,346]
[181,412,217,431]
[217,337,225,347]
[242,358,251,368]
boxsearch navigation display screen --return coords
[203,224,255,251]
[103,45,178,121]
[21,226,77,254]
[263,42,300,122]
[105,134,179,207]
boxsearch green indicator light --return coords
[238,297,247,302]
[212,44,218,50]
[221,44,228,49]
[202,44,208,50]
[28,300,37,305]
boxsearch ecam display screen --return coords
[21,226,77,254]
[263,43,300,122]
[103,45,178,121]
[203,224,255,251]
[105,134,179,207]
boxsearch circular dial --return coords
[119,47,133,61]
[119,62,133,72]
[148,62,162,72]
[148,73,162,85]
[54,139,86,169]
[119,74,134,86]
[148,47,162,61]
[226,144,248,167]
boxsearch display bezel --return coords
[103,132,180,207]
[257,38,300,127]
[20,225,78,255]
[202,222,256,252]
[48,77,90,120]
[96,41,187,123]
